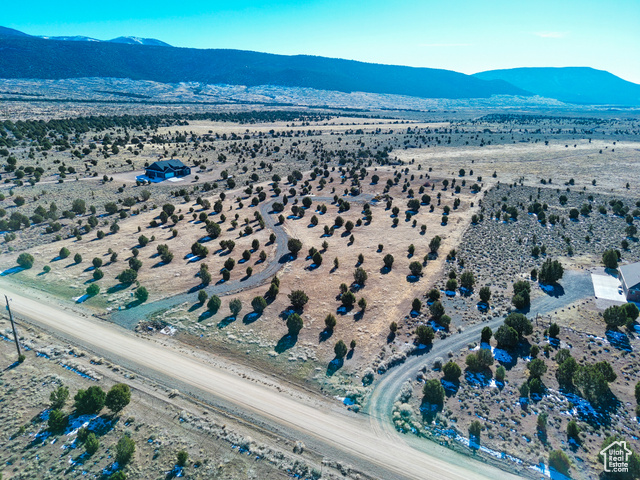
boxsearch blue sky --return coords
[5,0,640,83]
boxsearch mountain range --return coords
[474,67,640,106]
[1,26,639,105]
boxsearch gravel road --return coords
[2,278,518,480]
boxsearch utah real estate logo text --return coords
[600,441,631,474]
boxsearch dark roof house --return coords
[618,261,640,302]
[145,159,191,180]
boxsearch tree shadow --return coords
[275,334,297,353]
[539,282,565,298]
[217,315,236,329]
[125,299,142,309]
[441,378,460,397]
[354,310,364,321]
[406,275,420,283]
[198,310,213,322]
[387,331,396,343]
[346,349,354,360]
[605,330,632,352]
[189,302,203,313]
[380,266,391,275]
[279,253,294,264]
[326,358,344,376]
[319,329,333,343]
[419,400,442,424]
[242,312,261,324]
[188,283,206,294]
[107,283,129,294]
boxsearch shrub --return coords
[479,286,491,303]
[74,386,106,414]
[85,432,99,455]
[334,340,348,359]
[288,290,309,310]
[353,267,368,286]
[286,313,303,335]
[422,379,444,405]
[341,290,356,308]
[538,258,564,284]
[442,361,461,381]
[251,296,267,313]
[480,326,492,343]
[48,409,67,433]
[50,385,69,410]
[207,295,221,314]
[602,249,619,269]
[549,450,571,476]
[548,323,560,338]
[287,238,302,256]
[325,314,337,331]
[409,261,423,276]
[383,254,394,269]
[115,435,136,466]
[496,365,506,382]
[494,324,519,349]
[429,301,445,319]
[74,253,82,264]
[106,384,131,413]
[416,325,434,345]
[134,286,149,303]
[567,420,580,439]
[117,269,137,284]
[86,284,100,296]
[469,420,482,439]
[229,298,242,317]
[177,450,189,467]
[17,253,35,269]
[412,298,422,312]
[59,247,70,259]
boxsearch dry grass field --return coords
[1,106,640,479]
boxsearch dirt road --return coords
[1,278,519,480]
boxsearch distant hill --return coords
[108,36,171,47]
[0,27,528,100]
[0,26,30,37]
[0,26,170,47]
[474,67,640,106]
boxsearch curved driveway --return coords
[366,269,592,470]
[111,194,373,328]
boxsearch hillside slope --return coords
[474,67,640,105]
[0,33,528,99]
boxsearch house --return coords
[145,159,191,180]
[618,261,640,302]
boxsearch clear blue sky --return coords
[5,0,640,83]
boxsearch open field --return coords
[1,104,640,479]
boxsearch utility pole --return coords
[5,295,22,357]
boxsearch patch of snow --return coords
[160,326,177,336]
